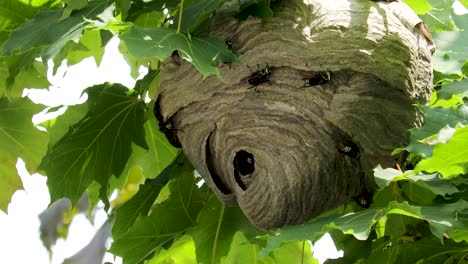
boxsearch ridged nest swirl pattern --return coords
[156,0,433,229]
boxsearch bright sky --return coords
[0,27,354,264]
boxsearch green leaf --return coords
[414,126,468,178]
[134,11,165,27]
[420,0,456,33]
[264,241,318,264]
[222,232,318,264]
[41,104,88,148]
[0,0,44,44]
[437,78,468,100]
[403,105,468,157]
[401,0,432,14]
[373,165,404,188]
[386,200,468,240]
[401,174,461,204]
[2,0,112,59]
[109,165,206,264]
[119,26,241,78]
[460,0,468,9]
[432,13,468,74]
[0,97,48,211]
[0,50,50,98]
[60,0,88,20]
[146,235,197,264]
[53,29,109,73]
[115,0,132,20]
[0,56,50,98]
[327,231,371,264]
[260,209,382,258]
[39,83,147,206]
[112,153,186,240]
[374,166,461,204]
[188,197,262,264]
[220,232,260,264]
[364,237,468,264]
[119,108,178,181]
[173,0,226,33]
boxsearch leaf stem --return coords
[212,205,225,264]
[177,0,185,33]
[301,240,306,264]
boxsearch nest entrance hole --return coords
[233,150,255,190]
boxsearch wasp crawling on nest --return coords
[153,98,181,148]
[243,64,272,87]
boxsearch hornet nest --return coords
[155,0,434,229]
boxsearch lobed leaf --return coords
[260,208,382,258]
[414,125,468,178]
[110,162,206,264]
[39,83,147,206]
[0,97,48,211]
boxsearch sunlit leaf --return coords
[460,0,468,9]
[52,29,111,74]
[402,104,468,157]
[39,83,147,206]
[146,235,197,264]
[112,153,186,240]
[402,0,432,14]
[414,126,468,178]
[120,109,178,180]
[1,0,112,59]
[0,97,47,211]
[188,197,262,263]
[110,165,145,208]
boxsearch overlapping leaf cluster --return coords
[1,0,468,263]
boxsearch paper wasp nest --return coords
[155,0,434,229]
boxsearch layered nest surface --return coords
[156,0,434,229]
